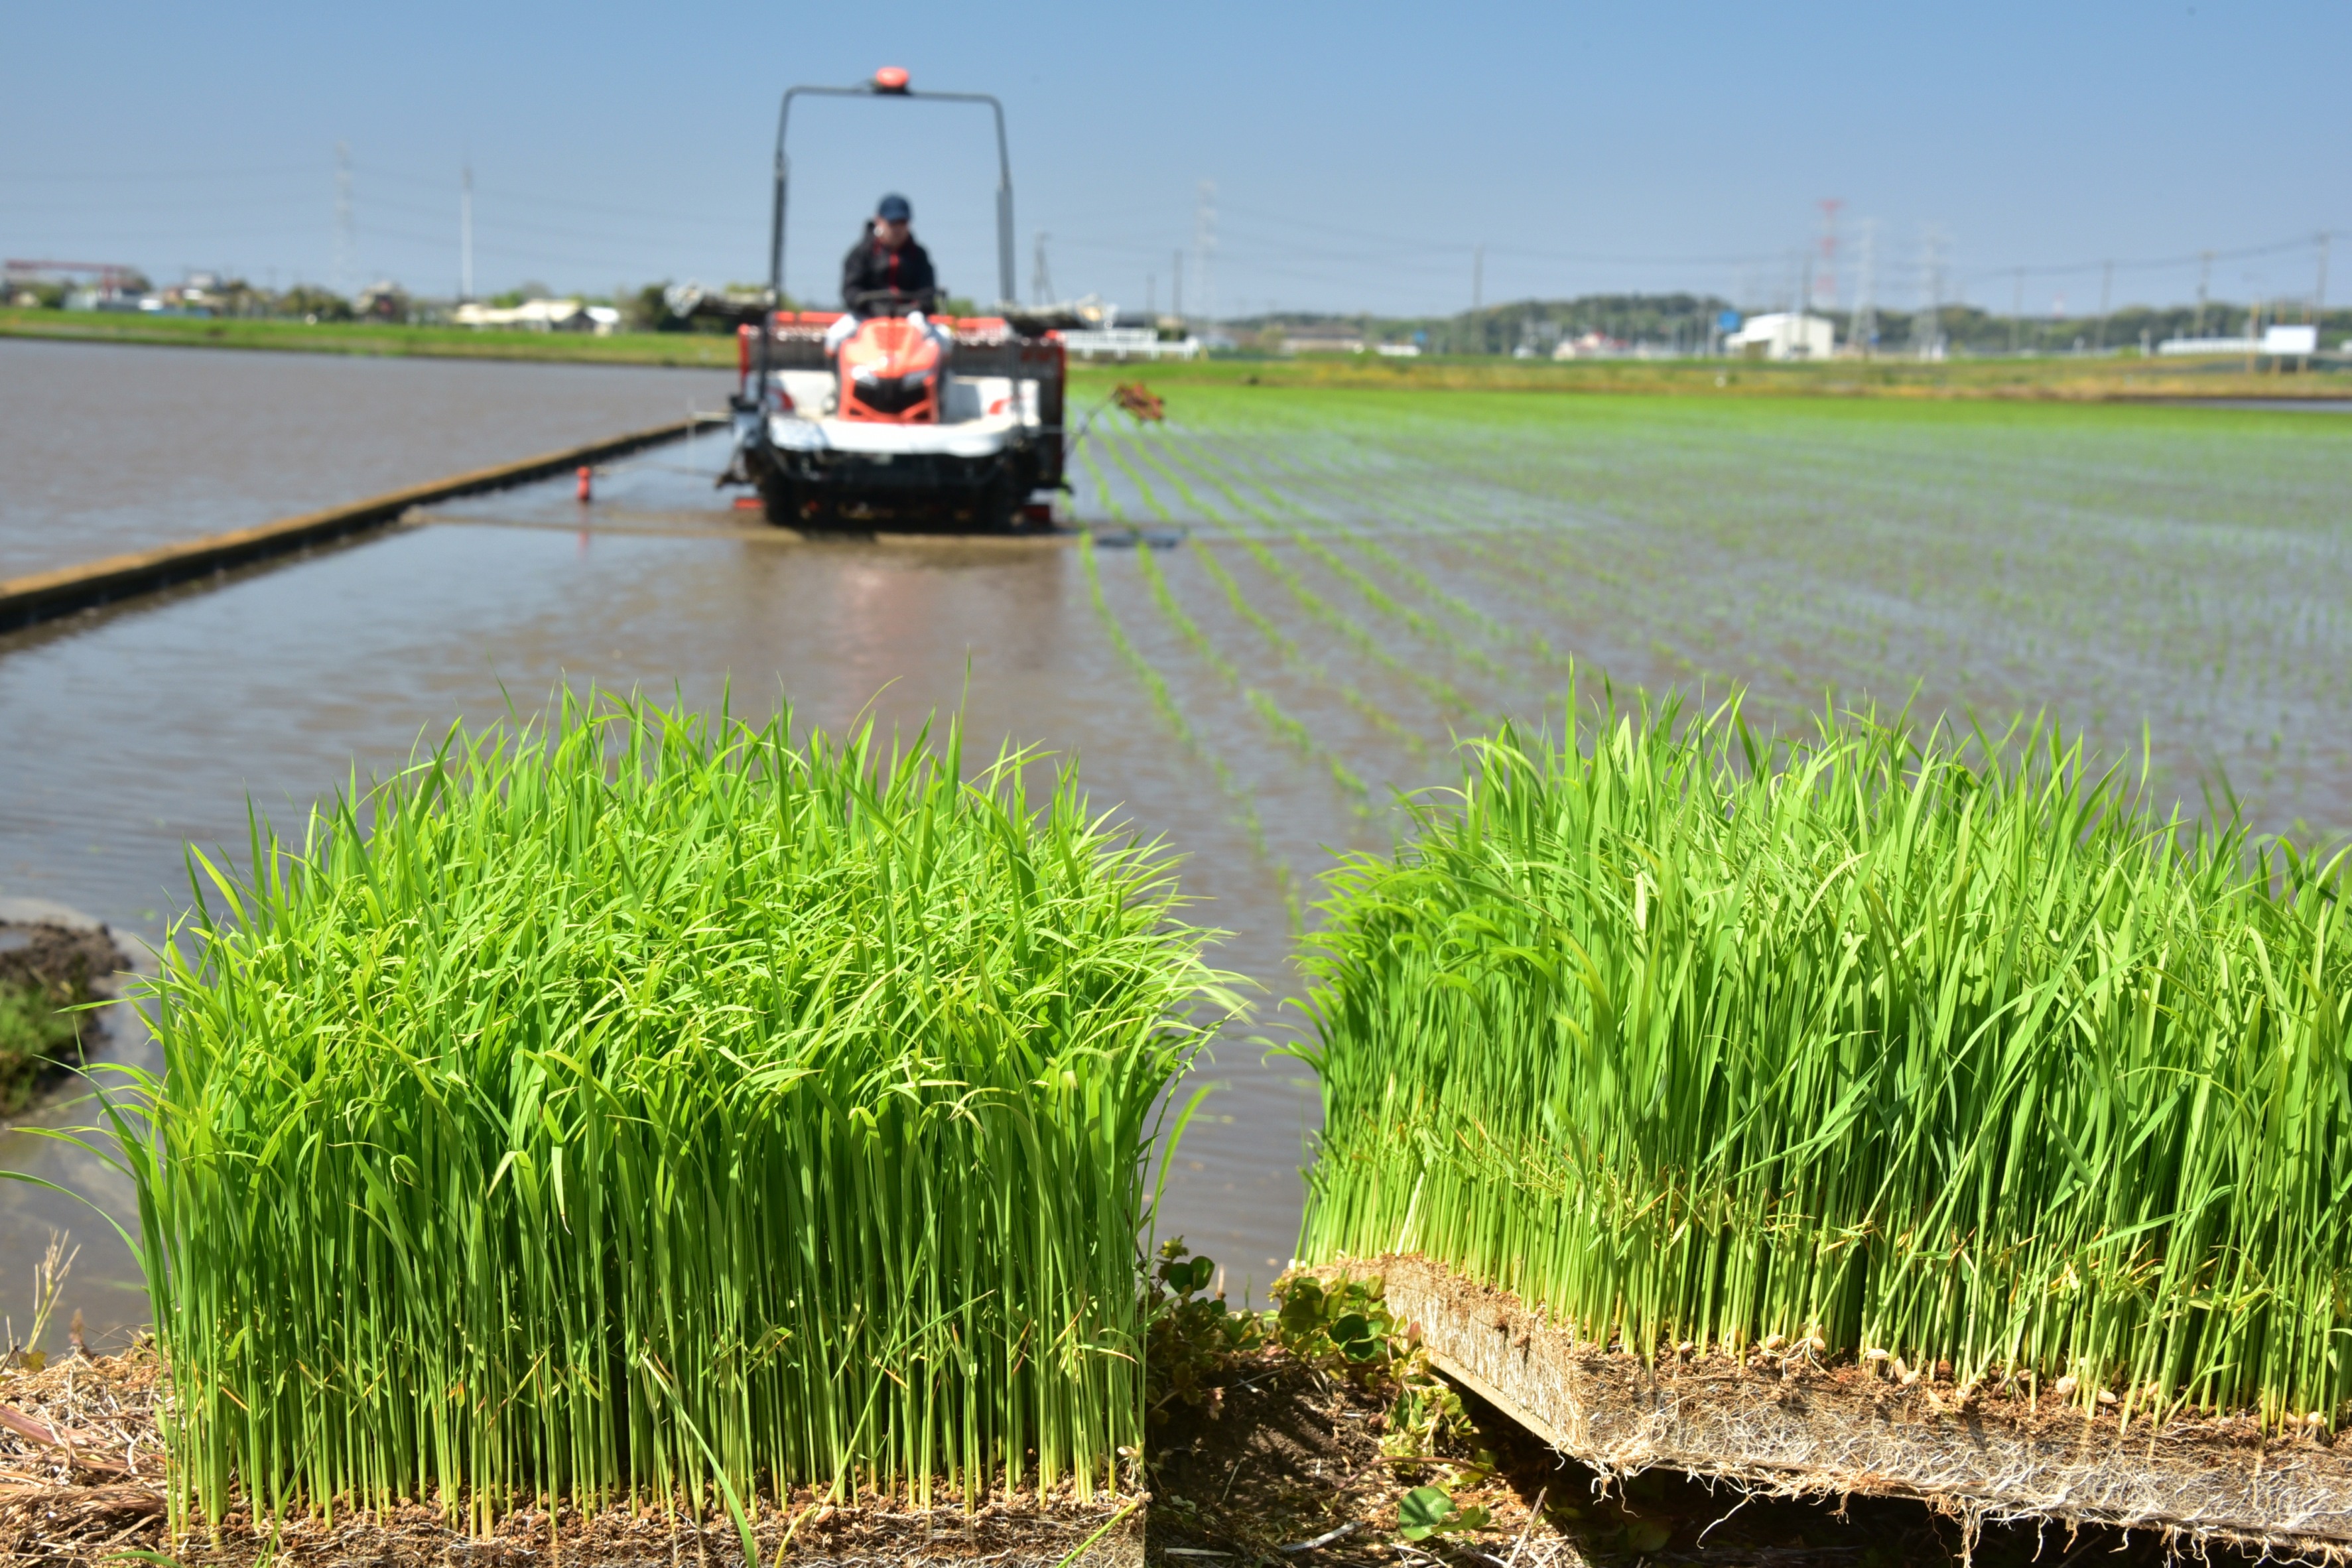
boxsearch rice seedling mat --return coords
[1321,1255,2352,1563]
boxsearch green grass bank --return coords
[0,308,743,369]
[1082,352,2352,401]
[1293,700,2352,1434]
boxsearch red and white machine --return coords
[725,68,1069,531]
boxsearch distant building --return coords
[66,289,144,312]
[135,293,212,318]
[1724,313,1835,361]
[1061,327,1201,360]
[1281,326,1368,355]
[2160,325,2318,357]
[1376,342,1420,358]
[7,258,139,296]
[453,298,616,334]
[1552,330,1626,359]
[356,281,412,322]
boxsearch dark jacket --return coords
[840,226,939,310]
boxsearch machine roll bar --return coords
[753,70,1017,417]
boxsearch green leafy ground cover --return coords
[95,694,1234,1534]
[0,980,80,1112]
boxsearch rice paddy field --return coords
[6,368,2352,1553]
[1062,387,2352,1548]
[1067,385,2352,883]
[8,380,2351,1340]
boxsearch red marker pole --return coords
[576,465,593,501]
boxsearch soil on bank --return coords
[0,1348,1139,1566]
[0,1338,2272,1567]
[1147,1335,2223,1567]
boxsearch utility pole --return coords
[2010,267,2024,356]
[332,140,354,298]
[1845,218,1877,356]
[1145,273,1155,319]
[1472,242,1484,314]
[2316,231,2331,322]
[460,163,474,302]
[1031,231,1053,306]
[1193,180,1216,341]
[2193,249,2213,338]
[1172,250,1184,328]
[2093,259,2112,350]
[1914,225,1944,360]
[1815,198,1843,315]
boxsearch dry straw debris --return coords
[0,1344,1140,1565]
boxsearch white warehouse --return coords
[1725,312,1835,361]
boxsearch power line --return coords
[332,141,353,294]
[0,165,319,183]
[1847,218,1877,352]
[460,163,473,302]
[1031,230,1053,305]
[1951,231,2318,285]
[1194,180,1216,328]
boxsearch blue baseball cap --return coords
[876,194,911,222]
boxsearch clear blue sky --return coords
[5,0,2343,318]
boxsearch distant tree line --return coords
[1219,294,2352,358]
[4,275,793,333]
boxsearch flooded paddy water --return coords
[3,348,2349,1346]
[0,337,724,576]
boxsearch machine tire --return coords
[755,472,802,529]
[980,480,1021,533]
[980,457,1037,533]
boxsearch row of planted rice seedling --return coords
[1293,696,2352,1432]
[1087,430,1457,784]
[1112,432,1493,724]
[107,694,1230,1532]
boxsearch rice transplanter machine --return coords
[724,67,1070,531]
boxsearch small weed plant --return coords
[1146,1248,1480,1480]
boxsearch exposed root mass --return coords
[1328,1254,2352,1563]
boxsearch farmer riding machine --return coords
[722,68,1072,531]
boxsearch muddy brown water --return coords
[0,338,726,578]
